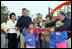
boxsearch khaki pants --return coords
[20,33,25,48]
[66,38,71,48]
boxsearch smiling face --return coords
[29,24,33,28]
[34,21,38,28]
[34,23,37,28]
[45,14,51,22]
[58,12,65,21]
[11,15,16,21]
[46,17,51,22]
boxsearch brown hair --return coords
[45,14,52,20]
[59,11,66,16]
[29,22,34,25]
[3,17,8,22]
[22,8,27,12]
[10,12,16,19]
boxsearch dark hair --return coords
[22,8,27,12]
[3,17,8,22]
[59,11,66,16]
[9,13,16,19]
[45,14,52,20]
[29,22,34,25]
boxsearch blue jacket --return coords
[53,31,68,43]
[49,31,67,48]
[49,31,68,43]
[49,40,56,48]
[22,29,29,36]
[25,34,36,46]
[49,33,56,48]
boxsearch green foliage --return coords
[66,11,71,18]
[1,4,10,23]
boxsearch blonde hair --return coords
[42,22,46,26]
[56,21,64,26]
[33,21,38,24]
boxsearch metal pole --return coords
[48,7,50,14]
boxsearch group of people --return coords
[1,8,71,48]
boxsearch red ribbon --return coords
[1,28,71,33]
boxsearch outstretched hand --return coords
[50,28,55,32]
[41,26,45,29]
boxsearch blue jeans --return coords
[1,33,8,48]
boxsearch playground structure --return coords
[33,1,71,22]
[49,1,71,21]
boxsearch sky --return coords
[1,1,67,20]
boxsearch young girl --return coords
[49,21,67,48]
[55,21,67,48]
[24,22,36,48]
[33,21,42,48]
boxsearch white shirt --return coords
[40,22,42,26]
[6,19,17,34]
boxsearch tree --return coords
[27,9,30,16]
[33,17,38,22]
[16,15,20,20]
[1,4,10,23]
[66,11,71,18]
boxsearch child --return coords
[49,21,67,48]
[33,21,42,48]
[24,22,36,48]
[55,21,67,48]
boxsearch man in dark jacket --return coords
[41,11,71,48]
[16,8,32,48]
